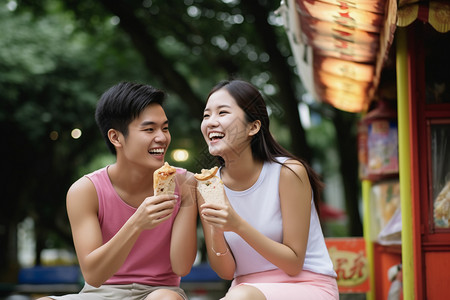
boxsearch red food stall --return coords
[279,0,450,299]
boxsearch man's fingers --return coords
[146,194,177,205]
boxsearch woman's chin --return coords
[208,144,222,157]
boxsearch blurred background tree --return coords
[0,0,361,283]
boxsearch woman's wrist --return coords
[211,246,229,256]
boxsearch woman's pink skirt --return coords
[227,269,339,300]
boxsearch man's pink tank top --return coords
[85,166,185,286]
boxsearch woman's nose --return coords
[206,114,219,127]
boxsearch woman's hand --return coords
[199,199,242,233]
[198,199,237,280]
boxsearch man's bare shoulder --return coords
[184,170,197,185]
[68,175,95,195]
[174,169,197,186]
[67,175,98,212]
[176,170,197,207]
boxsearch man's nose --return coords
[154,130,169,142]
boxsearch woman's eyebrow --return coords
[204,104,231,112]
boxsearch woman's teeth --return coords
[209,132,224,140]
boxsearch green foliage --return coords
[0,2,159,269]
[1,0,361,276]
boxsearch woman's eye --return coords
[203,114,210,119]
[219,110,228,115]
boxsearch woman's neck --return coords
[221,150,263,191]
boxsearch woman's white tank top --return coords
[222,157,336,278]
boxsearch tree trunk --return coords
[0,222,20,282]
[333,109,363,236]
[241,1,311,161]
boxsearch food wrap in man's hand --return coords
[154,162,177,195]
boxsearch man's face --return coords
[120,103,171,168]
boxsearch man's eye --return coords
[163,127,169,131]
[145,128,154,132]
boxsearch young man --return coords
[38,82,198,300]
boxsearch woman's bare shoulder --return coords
[280,159,308,179]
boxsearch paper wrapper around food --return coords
[197,176,226,205]
[194,167,225,205]
[153,162,177,196]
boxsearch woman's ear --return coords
[248,120,261,137]
[108,129,123,149]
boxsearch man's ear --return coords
[108,129,123,148]
[248,120,261,137]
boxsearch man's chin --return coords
[150,154,165,161]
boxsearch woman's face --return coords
[201,89,252,158]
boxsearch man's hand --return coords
[133,194,178,230]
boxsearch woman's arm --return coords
[198,189,236,280]
[170,172,198,276]
[200,159,311,276]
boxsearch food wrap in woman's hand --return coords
[194,167,225,205]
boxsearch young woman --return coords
[198,79,338,300]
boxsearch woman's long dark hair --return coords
[207,79,324,213]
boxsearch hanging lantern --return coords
[358,100,398,181]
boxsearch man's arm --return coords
[170,172,198,276]
[67,176,177,287]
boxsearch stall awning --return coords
[397,0,450,33]
[279,0,397,113]
[279,0,450,113]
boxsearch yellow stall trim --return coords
[362,179,375,300]
[396,27,414,300]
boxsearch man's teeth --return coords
[149,148,164,154]
[209,132,224,139]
